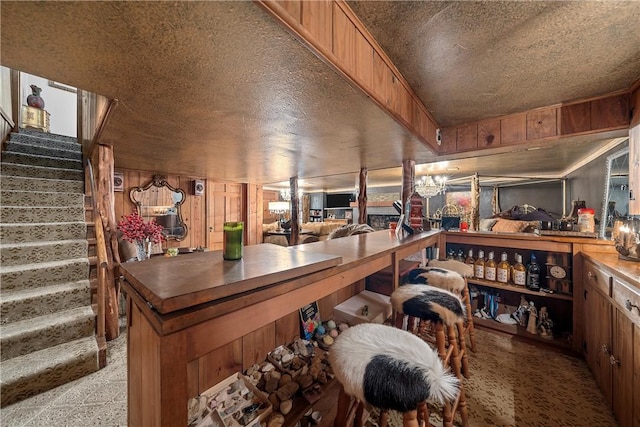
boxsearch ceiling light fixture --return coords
[415,175,447,198]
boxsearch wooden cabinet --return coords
[582,256,640,427]
[583,277,612,405]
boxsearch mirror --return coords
[130,175,188,241]
[600,145,630,239]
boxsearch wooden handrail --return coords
[85,97,119,161]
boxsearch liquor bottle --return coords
[465,249,474,266]
[497,252,510,284]
[485,251,497,281]
[513,253,526,287]
[456,249,465,263]
[526,253,541,291]
[474,250,485,279]
[447,249,455,260]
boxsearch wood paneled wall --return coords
[440,92,631,154]
[114,169,263,251]
[188,280,364,396]
[263,190,280,223]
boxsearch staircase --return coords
[0,128,99,407]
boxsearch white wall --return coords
[21,72,76,137]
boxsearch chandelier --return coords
[415,175,447,198]
[280,189,291,201]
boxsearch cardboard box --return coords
[188,373,271,427]
[333,290,392,325]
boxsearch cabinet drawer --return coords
[584,260,612,296]
[612,278,640,325]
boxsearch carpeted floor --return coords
[2,327,617,427]
[372,328,618,427]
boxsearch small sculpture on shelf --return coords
[526,301,538,334]
[511,295,530,327]
[27,84,45,109]
[537,306,554,338]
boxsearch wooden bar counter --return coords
[120,230,440,427]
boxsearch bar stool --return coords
[405,261,477,356]
[390,284,469,427]
[330,323,459,427]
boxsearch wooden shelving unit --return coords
[468,278,573,301]
[472,317,573,351]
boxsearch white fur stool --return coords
[329,323,459,427]
[390,285,469,427]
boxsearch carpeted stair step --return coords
[0,152,82,170]
[16,128,78,144]
[0,239,88,266]
[0,306,95,361]
[0,258,89,292]
[0,280,91,325]
[0,206,85,223]
[0,221,87,244]
[0,336,99,407]
[0,175,84,193]
[4,140,82,161]
[0,163,83,181]
[6,132,80,152]
[0,190,84,207]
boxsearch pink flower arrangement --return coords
[117,211,165,244]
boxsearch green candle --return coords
[223,222,244,260]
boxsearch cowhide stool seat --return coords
[402,264,474,378]
[426,260,477,353]
[390,284,469,427]
[329,323,459,427]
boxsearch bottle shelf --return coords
[472,317,572,351]
[468,278,573,301]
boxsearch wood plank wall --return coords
[114,169,262,251]
[188,280,365,396]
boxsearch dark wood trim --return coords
[10,69,20,133]
[86,98,119,160]
[0,106,15,129]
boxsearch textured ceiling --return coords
[1,1,639,191]
[348,1,640,127]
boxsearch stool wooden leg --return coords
[458,387,470,427]
[335,385,352,427]
[456,320,470,379]
[395,312,405,329]
[435,322,447,362]
[354,401,364,427]
[442,401,454,427]
[402,410,419,427]
[417,401,429,427]
[446,324,462,379]
[463,283,476,352]
[379,409,389,427]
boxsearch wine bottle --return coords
[526,253,541,291]
[485,251,497,281]
[474,249,485,279]
[513,253,526,287]
[456,249,465,263]
[497,252,510,284]
[465,248,474,266]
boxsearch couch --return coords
[262,221,345,246]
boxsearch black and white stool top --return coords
[329,323,459,412]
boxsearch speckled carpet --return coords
[370,328,618,427]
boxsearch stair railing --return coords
[86,158,108,366]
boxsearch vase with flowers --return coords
[117,211,165,261]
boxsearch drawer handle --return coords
[624,299,640,313]
[602,344,611,355]
[609,354,620,366]
[587,271,596,281]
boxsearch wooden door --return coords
[583,284,613,405]
[612,309,634,427]
[207,183,243,251]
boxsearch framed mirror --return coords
[600,145,629,239]
[130,175,188,241]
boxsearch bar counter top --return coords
[582,251,640,289]
[121,229,439,316]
